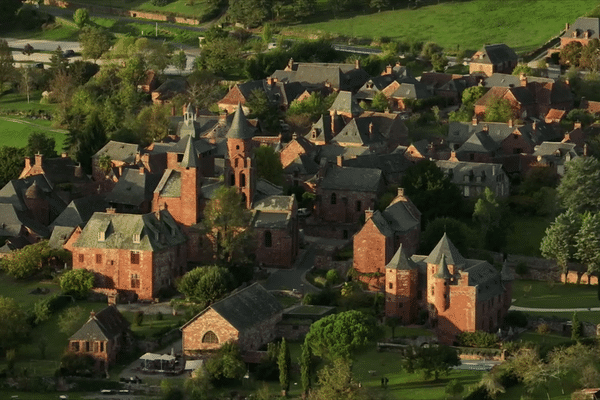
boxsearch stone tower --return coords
[384,244,418,323]
[225,103,256,209]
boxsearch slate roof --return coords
[182,283,283,332]
[180,136,199,168]
[386,244,417,270]
[436,160,505,188]
[456,130,499,154]
[329,91,363,115]
[0,202,49,238]
[271,62,370,92]
[305,114,337,143]
[70,306,130,342]
[343,153,412,178]
[472,44,518,65]
[153,79,187,101]
[252,211,290,229]
[253,195,294,212]
[154,169,181,198]
[94,141,140,164]
[533,142,578,163]
[332,118,385,146]
[283,154,320,176]
[380,200,420,233]
[356,75,398,100]
[48,225,76,249]
[369,211,394,237]
[424,233,466,267]
[0,236,31,254]
[72,209,187,251]
[317,145,371,162]
[563,18,600,40]
[501,261,514,281]
[50,195,109,229]
[320,165,382,192]
[0,175,64,215]
[480,73,552,89]
[227,104,256,140]
[106,169,161,207]
[465,261,504,301]
[434,254,452,279]
[390,82,431,100]
[254,179,285,204]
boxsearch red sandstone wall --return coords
[182,309,238,354]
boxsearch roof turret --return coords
[434,254,452,279]
[180,136,198,168]
[226,103,255,140]
[386,244,416,270]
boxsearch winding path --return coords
[0,116,68,134]
[510,305,600,312]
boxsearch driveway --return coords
[264,243,320,293]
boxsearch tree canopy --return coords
[1,241,65,279]
[402,345,461,380]
[540,208,582,271]
[60,269,95,299]
[0,296,30,352]
[79,27,113,62]
[304,310,376,360]
[254,145,283,185]
[177,265,235,305]
[558,156,600,213]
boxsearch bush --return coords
[503,310,528,328]
[134,311,144,327]
[457,331,498,348]
[326,269,339,284]
[515,262,529,275]
[536,323,550,335]
[302,288,337,306]
[151,0,171,5]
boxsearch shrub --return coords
[536,323,550,335]
[503,310,528,328]
[515,262,529,275]
[457,331,498,348]
[151,0,171,5]
[156,312,163,321]
[134,311,144,326]
[326,269,339,284]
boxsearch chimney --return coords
[35,153,43,167]
[90,311,95,318]
[566,22,570,31]
[520,73,527,87]
[368,122,374,139]
[139,167,145,175]
[74,163,83,178]
[585,30,590,39]
[365,209,374,221]
[573,30,578,38]
[574,121,582,129]
[106,207,116,214]
[449,151,458,161]
[355,59,361,69]
[385,64,392,75]
[182,103,187,116]
[141,153,150,165]
[287,57,294,69]
[336,155,343,167]
[584,143,589,156]
[397,187,405,198]
[171,105,176,116]
[564,133,571,141]
[532,121,538,131]
[266,76,273,85]
[482,124,489,132]
[472,115,478,126]
[24,157,31,169]
[219,110,228,125]
[330,110,339,135]
[61,152,68,158]
[292,132,298,141]
[508,119,513,128]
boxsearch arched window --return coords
[331,192,337,205]
[230,174,235,186]
[241,192,247,206]
[264,231,272,247]
[234,158,239,168]
[240,172,246,187]
[202,331,219,344]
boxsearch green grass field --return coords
[0,273,61,310]
[91,16,200,46]
[506,215,551,257]
[512,280,599,309]
[291,0,598,53]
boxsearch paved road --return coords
[510,305,600,312]
[264,243,320,293]
[453,360,502,371]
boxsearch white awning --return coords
[184,360,204,371]
[140,353,175,361]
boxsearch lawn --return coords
[290,0,598,53]
[512,280,599,309]
[0,118,67,151]
[91,16,201,46]
[8,18,80,41]
[505,215,551,257]
[70,0,211,18]
[121,310,183,339]
[0,272,61,310]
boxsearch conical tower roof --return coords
[180,135,198,168]
[434,254,452,279]
[226,103,255,140]
[386,244,416,270]
[424,232,465,267]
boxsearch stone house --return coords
[469,44,518,77]
[218,78,307,114]
[92,141,142,183]
[68,306,130,370]
[532,142,579,176]
[181,283,283,355]
[560,18,600,49]
[270,59,370,92]
[353,188,421,290]
[20,153,92,199]
[313,162,385,225]
[151,79,188,105]
[65,209,187,301]
[436,159,509,199]
[383,234,513,344]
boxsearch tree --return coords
[575,212,600,274]
[558,156,600,212]
[1,240,64,279]
[195,37,242,75]
[254,145,283,185]
[60,269,95,299]
[79,27,113,62]
[370,91,389,112]
[0,39,16,94]
[512,63,533,76]
[246,89,280,133]
[185,371,213,400]
[58,306,85,335]
[370,0,389,12]
[571,311,581,341]
[461,86,488,108]
[508,348,553,399]
[421,41,442,61]
[143,41,173,74]
[0,296,30,352]
[73,8,90,28]
[385,316,400,338]
[540,208,582,274]
[401,159,463,224]
[204,342,246,385]
[402,345,461,380]
[292,0,316,18]
[25,131,58,158]
[484,97,515,122]
[580,39,600,71]
[307,357,370,400]
[479,372,505,399]
[473,187,510,251]
[202,186,254,265]
[304,310,376,360]
[278,338,291,394]
[0,146,25,187]
[445,379,464,399]
[431,53,448,72]
[420,217,472,255]
[228,0,273,27]
[18,66,34,104]
[186,71,227,110]
[22,43,34,56]
[560,41,583,66]
[136,103,172,144]
[172,49,187,74]
[177,265,235,305]
[300,343,312,395]
[0,0,22,30]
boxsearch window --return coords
[202,331,219,344]
[469,153,475,161]
[398,302,403,308]
[230,174,235,186]
[264,231,272,248]
[78,254,84,263]
[100,342,104,352]
[177,154,183,162]
[131,251,140,264]
[131,274,140,289]
[98,231,105,242]
[133,234,140,244]
[388,283,393,289]
[93,342,99,352]
[356,200,362,212]
[417,290,422,300]
[240,173,246,187]
[96,254,102,264]
[85,341,90,352]
[71,342,79,352]
[236,145,240,150]
[234,158,239,168]
[331,192,337,205]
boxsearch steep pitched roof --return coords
[472,44,518,65]
[563,18,600,40]
[105,169,161,207]
[72,209,187,251]
[332,118,385,146]
[182,283,283,332]
[320,165,382,192]
[424,233,466,267]
[434,254,452,279]
[50,195,109,229]
[0,203,49,238]
[457,130,499,154]
[387,244,416,270]
[464,261,504,301]
[70,306,129,342]
[380,200,420,233]
[226,104,255,140]
[180,135,199,168]
[328,91,363,115]
[94,141,140,163]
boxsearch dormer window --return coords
[133,234,141,244]
[98,231,105,242]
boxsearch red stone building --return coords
[68,306,130,370]
[66,209,187,301]
[353,188,421,290]
[383,234,514,344]
[181,283,283,355]
[469,44,518,77]
[560,18,600,49]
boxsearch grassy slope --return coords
[66,0,209,17]
[512,280,599,309]
[292,0,598,53]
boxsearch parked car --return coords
[63,49,75,58]
[298,208,311,217]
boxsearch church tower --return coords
[225,103,256,209]
[433,254,451,315]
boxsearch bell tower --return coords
[225,103,256,209]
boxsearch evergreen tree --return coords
[278,338,291,394]
[571,311,581,341]
[300,342,312,395]
[49,46,68,75]
[574,211,600,274]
